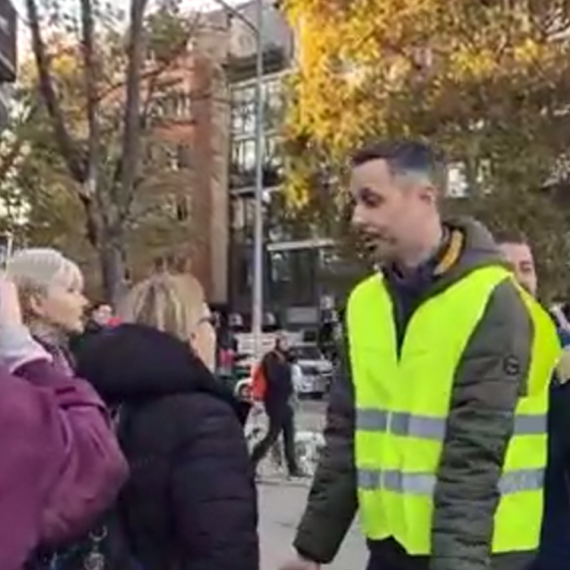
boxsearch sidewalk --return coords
[259,479,366,570]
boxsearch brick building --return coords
[126,42,231,304]
[70,21,232,305]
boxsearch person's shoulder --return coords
[463,278,533,360]
[129,392,240,452]
[160,391,240,431]
[483,278,531,326]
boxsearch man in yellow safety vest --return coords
[497,232,570,570]
[280,142,560,570]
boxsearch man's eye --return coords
[358,188,383,207]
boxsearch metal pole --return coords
[212,0,264,358]
[251,0,264,359]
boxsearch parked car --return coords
[232,354,256,401]
[291,344,333,399]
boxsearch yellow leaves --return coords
[51,51,80,80]
[282,0,568,148]
[280,0,570,241]
[449,47,498,81]
[513,37,542,64]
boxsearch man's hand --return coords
[279,555,320,570]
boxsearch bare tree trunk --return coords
[99,234,127,305]
[115,0,149,213]
[101,0,148,302]
[79,0,100,198]
[26,0,197,305]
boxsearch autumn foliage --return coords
[281,0,570,294]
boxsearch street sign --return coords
[0,0,16,82]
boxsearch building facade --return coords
[73,20,233,304]
[126,44,231,305]
[224,0,358,326]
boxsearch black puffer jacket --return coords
[75,324,259,570]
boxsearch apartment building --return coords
[225,0,352,325]
[64,19,233,304]
[126,42,231,304]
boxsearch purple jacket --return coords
[0,358,128,570]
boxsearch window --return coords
[230,138,256,187]
[231,84,256,136]
[176,144,192,169]
[269,251,291,282]
[230,195,255,238]
[175,195,190,221]
[144,142,160,163]
[229,134,283,189]
[144,142,189,171]
[148,91,193,123]
[231,78,283,136]
[174,92,193,119]
[164,144,180,170]
[264,135,283,186]
[264,78,282,129]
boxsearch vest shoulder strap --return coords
[349,265,511,310]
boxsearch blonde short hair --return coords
[6,247,83,292]
[120,273,206,341]
[5,248,84,322]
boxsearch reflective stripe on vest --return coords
[357,467,544,494]
[356,408,547,438]
[348,265,560,555]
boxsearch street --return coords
[256,399,367,569]
[295,398,328,431]
[259,481,367,570]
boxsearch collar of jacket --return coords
[384,227,463,287]
[433,228,464,276]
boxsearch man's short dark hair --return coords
[493,228,529,245]
[350,140,446,189]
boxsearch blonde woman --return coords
[0,252,127,567]
[6,248,89,372]
[75,273,259,570]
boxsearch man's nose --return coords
[351,203,366,227]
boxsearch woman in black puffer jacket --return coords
[75,273,259,570]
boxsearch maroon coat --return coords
[0,358,128,570]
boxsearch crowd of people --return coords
[1,140,570,570]
[0,248,259,570]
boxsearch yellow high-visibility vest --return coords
[347,265,560,555]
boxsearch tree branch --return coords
[78,193,100,245]
[112,9,204,199]
[79,0,101,198]
[25,0,87,184]
[116,0,149,217]
[140,11,204,123]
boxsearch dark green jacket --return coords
[293,218,537,570]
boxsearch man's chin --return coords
[366,243,396,265]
